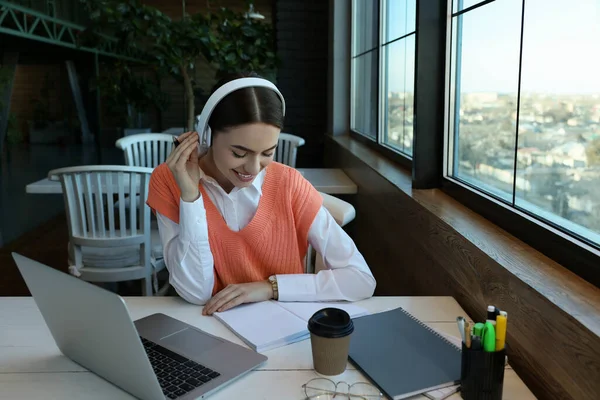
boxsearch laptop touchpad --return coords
[160,328,223,355]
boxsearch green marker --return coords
[473,322,485,338]
[483,321,496,352]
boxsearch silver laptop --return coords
[12,253,267,400]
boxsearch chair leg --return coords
[141,277,153,296]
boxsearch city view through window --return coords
[352,0,416,156]
[352,0,599,246]
[450,0,600,245]
[384,0,415,156]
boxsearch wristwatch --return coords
[268,275,279,300]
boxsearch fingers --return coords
[216,295,246,313]
[167,132,196,159]
[175,131,196,142]
[203,285,241,315]
[166,133,198,167]
[202,286,232,315]
[175,138,199,170]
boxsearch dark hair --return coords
[208,71,284,133]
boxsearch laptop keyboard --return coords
[141,336,221,399]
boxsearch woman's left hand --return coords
[202,281,274,315]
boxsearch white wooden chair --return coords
[115,133,176,168]
[115,133,176,210]
[275,133,305,167]
[48,165,167,296]
[305,192,357,274]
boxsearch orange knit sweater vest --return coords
[146,162,323,295]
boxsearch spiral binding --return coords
[398,307,462,352]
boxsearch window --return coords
[351,0,417,157]
[447,0,600,246]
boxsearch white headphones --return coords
[195,77,286,149]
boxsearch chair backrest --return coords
[305,192,357,274]
[48,166,154,258]
[319,192,356,226]
[115,133,175,168]
[275,133,305,167]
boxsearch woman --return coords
[147,72,375,315]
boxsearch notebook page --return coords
[213,301,306,351]
[277,302,369,322]
[424,385,460,400]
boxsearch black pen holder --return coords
[460,343,506,400]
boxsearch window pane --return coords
[450,0,522,202]
[383,36,415,155]
[385,0,416,42]
[352,0,378,56]
[453,0,490,14]
[352,52,378,139]
[515,0,600,244]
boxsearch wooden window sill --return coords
[329,133,600,336]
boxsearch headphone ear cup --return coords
[198,127,210,156]
[205,127,212,147]
[199,127,209,147]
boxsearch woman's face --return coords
[210,122,280,189]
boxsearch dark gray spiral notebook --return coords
[348,307,462,400]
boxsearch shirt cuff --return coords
[276,274,318,302]
[179,195,207,242]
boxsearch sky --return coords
[382,0,600,94]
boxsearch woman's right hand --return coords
[166,131,202,202]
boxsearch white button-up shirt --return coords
[156,168,376,305]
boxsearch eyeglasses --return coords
[302,377,384,400]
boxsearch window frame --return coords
[349,0,416,166]
[441,0,600,287]
[343,0,600,287]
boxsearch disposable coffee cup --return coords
[307,308,354,376]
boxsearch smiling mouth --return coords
[233,170,255,182]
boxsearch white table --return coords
[25,168,357,195]
[298,168,357,194]
[0,296,535,399]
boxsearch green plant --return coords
[197,5,279,81]
[94,61,169,128]
[79,0,278,130]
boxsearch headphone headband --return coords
[195,77,286,148]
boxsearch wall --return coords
[275,0,329,167]
[326,136,600,400]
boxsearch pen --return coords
[464,321,471,349]
[473,322,485,338]
[483,321,496,352]
[471,336,482,350]
[457,317,466,343]
[495,315,507,351]
[173,136,180,148]
[486,305,497,326]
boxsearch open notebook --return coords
[213,301,369,352]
